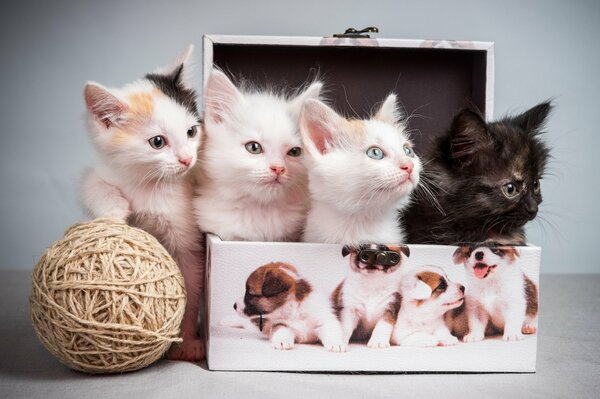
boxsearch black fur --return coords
[402,101,552,245]
[145,64,201,119]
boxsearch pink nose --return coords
[270,165,286,176]
[400,159,413,175]
[179,157,192,166]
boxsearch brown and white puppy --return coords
[233,262,347,352]
[331,244,409,348]
[452,245,538,342]
[392,265,464,347]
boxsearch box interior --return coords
[212,43,487,152]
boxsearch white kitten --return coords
[80,46,205,361]
[195,70,322,241]
[300,95,421,245]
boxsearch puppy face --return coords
[453,245,520,279]
[342,244,410,275]
[403,266,465,315]
[234,262,311,319]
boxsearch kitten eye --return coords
[532,179,540,194]
[403,144,414,158]
[501,182,519,199]
[187,125,199,138]
[287,147,302,157]
[245,141,263,154]
[366,146,384,160]
[149,135,167,149]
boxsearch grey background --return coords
[0,0,597,272]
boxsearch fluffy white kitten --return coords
[195,70,322,241]
[300,95,421,245]
[80,46,205,361]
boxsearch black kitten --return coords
[402,102,552,245]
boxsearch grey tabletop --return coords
[1,271,599,399]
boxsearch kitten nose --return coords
[525,195,538,215]
[475,251,484,261]
[400,159,414,175]
[270,166,286,176]
[179,157,192,166]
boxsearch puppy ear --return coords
[503,246,521,263]
[341,245,354,257]
[408,280,433,300]
[261,270,291,297]
[453,246,470,264]
[399,245,410,258]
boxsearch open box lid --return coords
[203,34,494,152]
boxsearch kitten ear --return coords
[448,108,491,166]
[289,81,323,118]
[84,82,128,129]
[152,45,194,89]
[510,101,553,134]
[374,94,402,124]
[300,99,344,156]
[204,69,242,124]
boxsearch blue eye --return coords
[245,141,263,154]
[149,135,167,149]
[366,146,384,160]
[403,144,414,157]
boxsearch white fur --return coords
[457,247,538,342]
[195,70,322,241]
[80,46,205,361]
[335,249,407,348]
[233,273,347,352]
[300,95,421,245]
[392,266,464,347]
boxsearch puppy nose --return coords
[233,303,237,310]
[179,157,192,166]
[459,285,465,293]
[475,251,484,261]
[270,165,285,176]
[400,159,414,175]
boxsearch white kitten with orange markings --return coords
[80,46,205,361]
[194,70,322,242]
[300,95,421,245]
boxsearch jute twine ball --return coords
[30,218,186,374]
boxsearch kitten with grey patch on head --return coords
[402,102,552,245]
[194,69,322,242]
[80,46,205,361]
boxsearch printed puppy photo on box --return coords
[208,237,540,372]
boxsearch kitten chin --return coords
[402,101,552,245]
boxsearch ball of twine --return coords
[30,218,186,374]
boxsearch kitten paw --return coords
[272,328,295,350]
[463,332,484,343]
[503,331,524,342]
[522,324,537,334]
[168,338,205,361]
